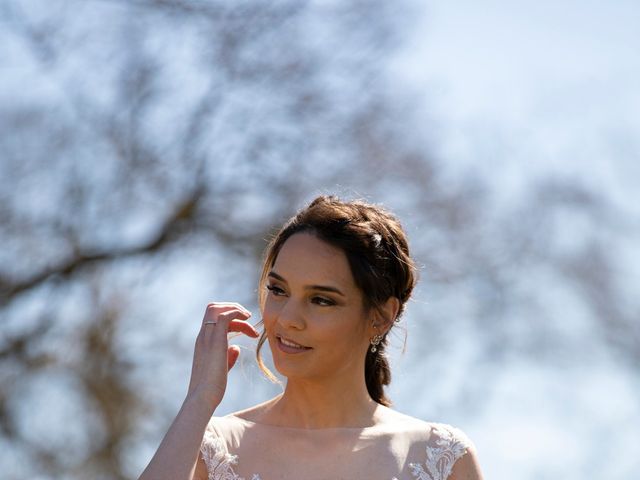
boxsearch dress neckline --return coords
[227,414,390,432]
[225,413,430,434]
[200,418,475,480]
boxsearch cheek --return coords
[262,296,279,319]
[319,320,368,352]
[262,304,276,331]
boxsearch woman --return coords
[139,195,484,480]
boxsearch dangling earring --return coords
[370,334,383,353]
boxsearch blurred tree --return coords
[0,1,638,479]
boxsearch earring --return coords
[370,334,383,353]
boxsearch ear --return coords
[370,296,400,336]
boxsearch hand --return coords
[186,302,260,408]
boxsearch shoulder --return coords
[198,414,252,480]
[448,440,484,480]
[377,408,482,480]
[203,411,252,442]
[199,416,239,477]
[417,421,483,480]
[203,395,279,435]
[427,422,476,452]
[375,407,464,439]
[376,406,473,444]
[201,415,234,452]
[429,424,483,480]
[222,396,280,423]
[374,405,432,432]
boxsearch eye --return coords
[265,284,286,296]
[312,296,335,307]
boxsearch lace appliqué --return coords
[200,428,261,480]
[201,421,472,480]
[408,423,473,480]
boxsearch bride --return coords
[138,195,484,480]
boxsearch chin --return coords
[272,358,338,382]
[268,345,312,378]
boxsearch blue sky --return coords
[385,2,640,478]
[2,2,638,478]
[392,0,639,211]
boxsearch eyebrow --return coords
[267,271,346,297]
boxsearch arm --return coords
[138,393,218,480]
[192,449,211,480]
[449,444,485,480]
[137,302,259,480]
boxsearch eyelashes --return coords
[265,284,283,295]
[265,284,335,306]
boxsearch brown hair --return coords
[255,195,417,406]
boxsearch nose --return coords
[276,297,306,330]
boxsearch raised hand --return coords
[187,302,260,409]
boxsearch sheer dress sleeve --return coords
[407,422,475,480]
[199,416,475,480]
[200,419,260,480]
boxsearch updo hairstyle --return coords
[255,195,417,407]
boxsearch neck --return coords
[264,374,381,429]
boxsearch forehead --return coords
[272,232,354,288]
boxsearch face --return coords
[262,232,374,381]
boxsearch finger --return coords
[208,301,250,310]
[202,308,246,327]
[216,309,251,326]
[202,303,251,325]
[228,319,261,337]
[206,301,249,310]
[203,308,251,327]
[205,302,251,317]
[227,345,241,371]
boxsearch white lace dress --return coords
[199,414,475,480]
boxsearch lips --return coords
[276,334,311,350]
